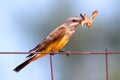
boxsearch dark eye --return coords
[72,20,76,22]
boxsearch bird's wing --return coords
[27,26,66,58]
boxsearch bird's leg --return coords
[50,50,56,55]
[59,50,70,56]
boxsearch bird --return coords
[13,10,98,72]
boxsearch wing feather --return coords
[26,26,66,58]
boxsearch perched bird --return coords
[13,10,98,72]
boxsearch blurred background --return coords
[0,0,120,80]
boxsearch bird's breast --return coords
[52,35,70,51]
[66,29,75,37]
[44,29,75,52]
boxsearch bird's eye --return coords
[72,20,76,22]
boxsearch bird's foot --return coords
[50,51,56,55]
[59,50,70,56]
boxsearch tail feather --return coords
[13,53,48,72]
[13,58,32,72]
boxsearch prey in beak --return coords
[80,10,98,29]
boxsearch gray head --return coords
[64,17,81,28]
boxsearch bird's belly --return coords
[52,36,70,51]
[45,36,70,52]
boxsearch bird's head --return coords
[65,17,81,29]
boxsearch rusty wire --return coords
[0,51,120,54]
[49,54,54,80]
[105,48,108,80]
[0,48,119,80]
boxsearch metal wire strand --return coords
[0,48,116,80]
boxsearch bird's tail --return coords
[13,53,47,72]
[13,57,32,72]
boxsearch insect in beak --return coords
[80,10,98,29]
